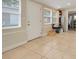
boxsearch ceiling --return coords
[33,0,76,9]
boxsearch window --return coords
[43,8,52,24]
[2,0,21,29]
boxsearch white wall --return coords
[62,10,68,32]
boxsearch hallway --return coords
[3,31,76,59]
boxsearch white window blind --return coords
[43,8,52,24]
[2,0,21,29]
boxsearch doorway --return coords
[68,12,76,30]
[26,0,43,40]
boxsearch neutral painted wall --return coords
[2,0,27,52]
[62,10,68,32]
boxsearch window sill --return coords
[2,25,21,30]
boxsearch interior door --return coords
[27,0,42,40]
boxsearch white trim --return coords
[2,25,21,29]
[2,0,21,29]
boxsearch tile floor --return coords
[2,31,76,59]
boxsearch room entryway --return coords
[68,12,76,31]
[26,0,43,41]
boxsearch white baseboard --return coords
[2,35,43,53]
[3,41,27,53]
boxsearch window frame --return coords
[2,0,21,29]
[43,8,52,24]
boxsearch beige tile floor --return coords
[2,31,76,59]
